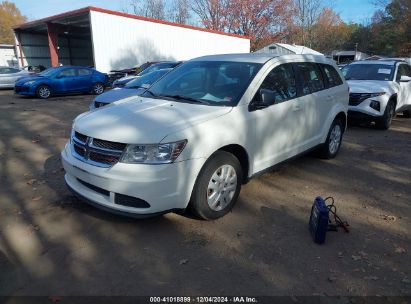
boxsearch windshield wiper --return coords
[144,90,158,98]
[159,94,210,105]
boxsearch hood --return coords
[94,88,145,103]
[347,80,396,95]
[75,97,232,143]
[15,75,44,85]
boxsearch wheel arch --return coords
[335,111,347,131]
[217,144,250,184]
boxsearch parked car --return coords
[0,66,33,88]
[90,68,172,110]
[108,61,159,84]
[112,61,182,87]
[23,65,47,73]
[62,54,348,220]
[15,66,108,99]
[342,60,411,129]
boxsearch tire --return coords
[190,151,243,220]
[403,110,411,118]
[318,118,344,159]
[92,82,105,95]
[36,85,51,99]
[375,100,395,130]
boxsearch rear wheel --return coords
[92,82,104,95]
[318,118,344,159]
[376,100,395,130]
[190,151,242,220]
[36,85,51,99]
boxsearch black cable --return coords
[325,197,350,233]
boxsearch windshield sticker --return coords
[378,69,391,74]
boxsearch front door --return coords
[396,64,411,108]
[248,63,303,173]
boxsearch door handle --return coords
[326,95,333,102]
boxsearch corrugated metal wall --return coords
[58,37,93,67]
[15,31,94,68]
[90,11,250,72]
[16,32,50,67]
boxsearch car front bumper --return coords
[15,85,35,95]
[348,95,390,120]
[61,142,205,217]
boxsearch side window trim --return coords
[319,64,331,89]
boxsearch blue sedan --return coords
[90,68,172,110]
[15,66,108,99]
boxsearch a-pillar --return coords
[46,22,59,67]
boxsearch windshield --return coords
[342,64,394,81]
[39,67,59,77]
[142,61,262,106]
[125,69,171,89]
[138,62,179,76]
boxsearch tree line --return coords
[1,0,409,57]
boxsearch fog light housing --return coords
[370,100,380,111]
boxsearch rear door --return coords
[293,62,327,149]
[53,68,78,93]
[75,68,93,91]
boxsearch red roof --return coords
[14,6,249,40]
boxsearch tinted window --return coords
[254,63,297,103]
[58,68,77,77]
[125,69,171,89]
[144,61,261,106]
[139,62,180,76]
[78,69,92,76]
[296,62,325,94]
[322,64,343,87]
[342,64,394,81]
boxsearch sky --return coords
[13,0,379,24]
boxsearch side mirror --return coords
[400,75,411,82]
[249,89,277,111]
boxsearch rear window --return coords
[321,64,343,87]
[78,69,92,76]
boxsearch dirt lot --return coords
[0,89,410,297]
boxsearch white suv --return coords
[61,54,348,219]
[343,60,411,129]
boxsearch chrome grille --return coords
[72,132,126,167]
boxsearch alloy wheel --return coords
[329,124,342,155]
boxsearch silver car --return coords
[0,66,32,88]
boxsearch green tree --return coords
[0,1,26,44]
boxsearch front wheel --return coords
[92,82,105,95]
[36,85,51,99]
[318,118,344,159]
[190,151,243,220]
[376,100,395,130]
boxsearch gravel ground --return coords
[0,89,410,297]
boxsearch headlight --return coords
[24,80,36,86]
[121,140,187,164]
[369,92,385,97]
